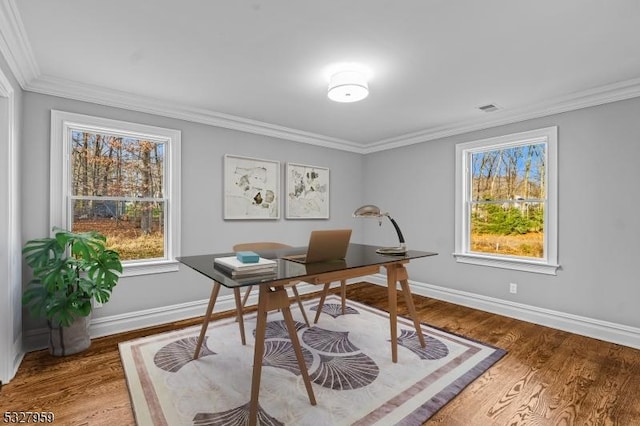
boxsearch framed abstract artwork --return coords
[285,162,330,219]
[224,155,280,219]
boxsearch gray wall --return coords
[363,96,640,329]
[21,92,364,328]
[20,90,640,334]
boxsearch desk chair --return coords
[233,242,311,327]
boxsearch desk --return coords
[177,243,437,426]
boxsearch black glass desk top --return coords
[177,243,437,288]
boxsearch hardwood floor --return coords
[2,283,640,425]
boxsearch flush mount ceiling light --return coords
[328,70,369,103]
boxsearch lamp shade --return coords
[328,71,369,103]
[353,204,382,217]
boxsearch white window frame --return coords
[454,126,559,275]
[50,110,181,277]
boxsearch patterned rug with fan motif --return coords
[119,295,506,425]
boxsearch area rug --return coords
[119,295,506,425]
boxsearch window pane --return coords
[455,126,557,274]
[471,143,545,201]
[71,130,165,198]
[72,200,165,261]
[470,201,544,258]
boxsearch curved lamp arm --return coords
[385,215,405,245]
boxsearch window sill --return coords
[453,253,559,275]
[121,259,180,277]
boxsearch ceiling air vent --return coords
[478,104,499,112]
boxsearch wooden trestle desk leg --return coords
[385,262,426,363]
[399,277,426,348]
[249,284,316,426]
[193,281,221,359]
[233,287,247,345]
[194,282,249,360]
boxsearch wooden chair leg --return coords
[314,282,332,324]
[340,280,347,314]
[290,285,310,327]
[241,285,253,308]
[236,285,253,323]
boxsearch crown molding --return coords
[26,74,366,153]
[0,0,39,88]
[28,72,640,155]
[363,77,640,153]
[3,2,640,154]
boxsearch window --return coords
[454,126,559,275]
[51,111,181,276]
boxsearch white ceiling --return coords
[2,0,640,152]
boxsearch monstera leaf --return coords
[22,227,123,327]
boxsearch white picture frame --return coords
[224,155,280,220]
[285,162,330,219]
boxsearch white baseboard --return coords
[25,276,637,353]
[1,334,24,384]
[21,280,343,352]
[366,274,640,350]
[22,295,232,352]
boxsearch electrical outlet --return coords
[509,283,518,294]
[93,299,103,309]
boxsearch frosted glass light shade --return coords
[328,71,369,103]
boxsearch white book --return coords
[214,256,277,271]
[218,263,277,277]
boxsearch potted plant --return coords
[22,227,122,356]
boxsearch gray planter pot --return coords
[48,314,91,356]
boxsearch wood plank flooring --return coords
[2,283,639,425]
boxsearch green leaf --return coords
[22,237,64,268]
[21,227,122,325]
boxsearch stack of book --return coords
[213,256,277,278]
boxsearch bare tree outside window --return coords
[469,143,546,258]
[70,130,166,261]
[454,126,558,275]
